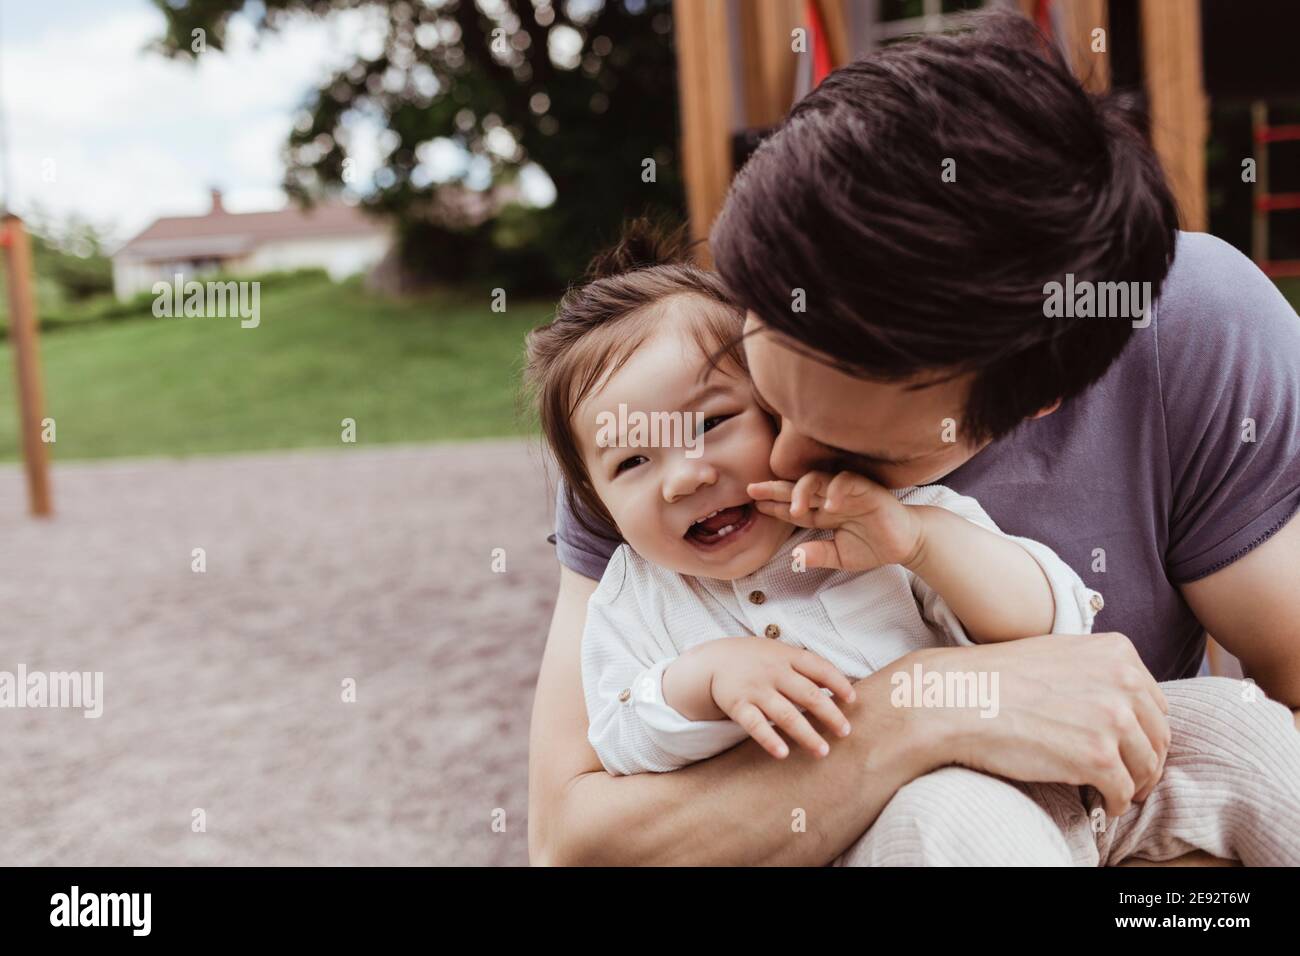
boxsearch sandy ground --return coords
[0,439,560,865]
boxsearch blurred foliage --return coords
[151,0,685,291]
[0,213,114,327]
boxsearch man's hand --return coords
[665,637,857,760]
[748,470,924,572]
[907,632,1171,818]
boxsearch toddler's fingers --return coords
[791,540,843,570]
[747,480,795,503]
[754,499,806,527]
[790,472,832,520]
[825,470,885,513]
[790,650,857,706]
[754,499,791,520]
[760,692,830,757]
[778,672,851,738]
[730,701,789,759]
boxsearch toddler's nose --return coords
[662,457,718,502]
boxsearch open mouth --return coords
[684,503,757,549]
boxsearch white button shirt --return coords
[581,483,1103,776]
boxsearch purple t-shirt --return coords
[550,233,1300,680]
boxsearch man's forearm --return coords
[538,664,946,866]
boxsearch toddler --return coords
[524,223,1300,866]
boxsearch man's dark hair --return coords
[710,9,1179,444]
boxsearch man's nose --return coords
[662,456,718,502]
[769,423,837,480]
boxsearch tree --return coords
[152,0,685,289]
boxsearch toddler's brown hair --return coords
[524,217,747,542]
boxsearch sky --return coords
[0,0,552,247]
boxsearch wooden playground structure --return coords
[671,0,1212,259]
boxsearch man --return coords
[527,11,1300,865]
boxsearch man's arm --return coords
[527,568,1173,865]
[1181,510,1300,728]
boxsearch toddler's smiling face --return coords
[575,298,794,580]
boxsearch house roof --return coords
[116,200,387,261]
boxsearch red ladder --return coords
[1251,101,1300,278]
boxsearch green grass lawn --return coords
[0,274,551,461]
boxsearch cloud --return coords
[1,2,381,243]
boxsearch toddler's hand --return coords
[748,470,925,573]
[674,637,856,759]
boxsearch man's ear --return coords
[1031,399,1063,419]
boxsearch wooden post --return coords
[738,0,802,129]
[1060,0,1109,94]
[812,0,852,72]
[672,0,734,265]
[2,214,53,516]
[1140,0,1209,232]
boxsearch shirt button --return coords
[1089,593,1105,612]
[748,590,766,605]
[617,688,631,703]
[764,623,781,640]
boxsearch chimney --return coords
[210,188,225,215]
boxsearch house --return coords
[111,189,392,298]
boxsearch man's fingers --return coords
[731,702,789,759]
[1150,681,1170,716]
[1129,694,1171,802]
[1087,745,1138,819]
[1112,709,1161,812]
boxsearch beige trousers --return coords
[834,677,1300,867]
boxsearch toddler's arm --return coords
[582,550,855,774]
[904,484,1101,642]
[581,550,746,775]
[749,472,1101,644]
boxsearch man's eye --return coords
[614,455,647,475]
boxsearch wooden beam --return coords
[1060,0,1109,93]
[813,0,852,71]
[672,0,734,264]
[2,214,53,516]
[1140,0,1209,232]
[738,0,802,128]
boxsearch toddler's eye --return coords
[700,415,731,434]
[615,455,647,475]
